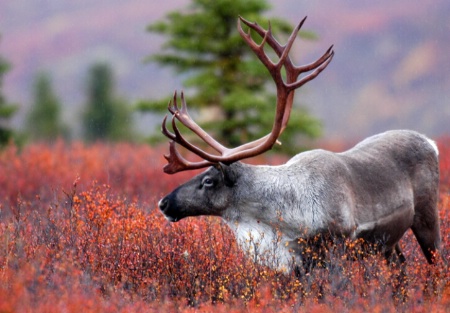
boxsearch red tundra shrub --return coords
[0,141,196,207]
[438,138,450,192]
[0,139,448,312]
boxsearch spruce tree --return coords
[0,55,17,145]
[82,63,133,142]
[140,0,321,154]
[26,72,68,141]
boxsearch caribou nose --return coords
[158,197,169,212]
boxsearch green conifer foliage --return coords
[83,63,133,142]
[26,72,68,141]
[0,56,17,146]
[140,0,321,154]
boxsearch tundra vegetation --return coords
[0,140,448,312]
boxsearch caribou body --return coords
[157,17,441,273]
[159,130,440,271]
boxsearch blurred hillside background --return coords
[0,0,449,144]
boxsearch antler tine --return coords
[162,91,187,141]
[238,15,301,58]
[169,92,228,154]
[167,91,178,115]
[294,45,334,77]
[169,90,189,117]
[163,141,214,174]
[287,48,334,91]
[237,19,279,74]
[161,102,222,162]
[237,16,273,49]
[276,18,308,70]
[237,16,306,80]
[169,113,219,160]
[161,115,176,141]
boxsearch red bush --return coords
[0,139,448,312]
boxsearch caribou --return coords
[158,16,441,273]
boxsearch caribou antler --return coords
[161,16,334,174]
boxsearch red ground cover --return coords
[0,139,448,312]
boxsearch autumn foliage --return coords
[0,139,449,312]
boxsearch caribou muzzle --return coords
[158,194,181,222]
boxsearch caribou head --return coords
[158,17,441,273]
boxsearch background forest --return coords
[0,0,449,145]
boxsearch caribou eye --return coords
[201,176,214,188]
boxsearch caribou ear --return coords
[215,163,238,187]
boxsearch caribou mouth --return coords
[163,215,179,223]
